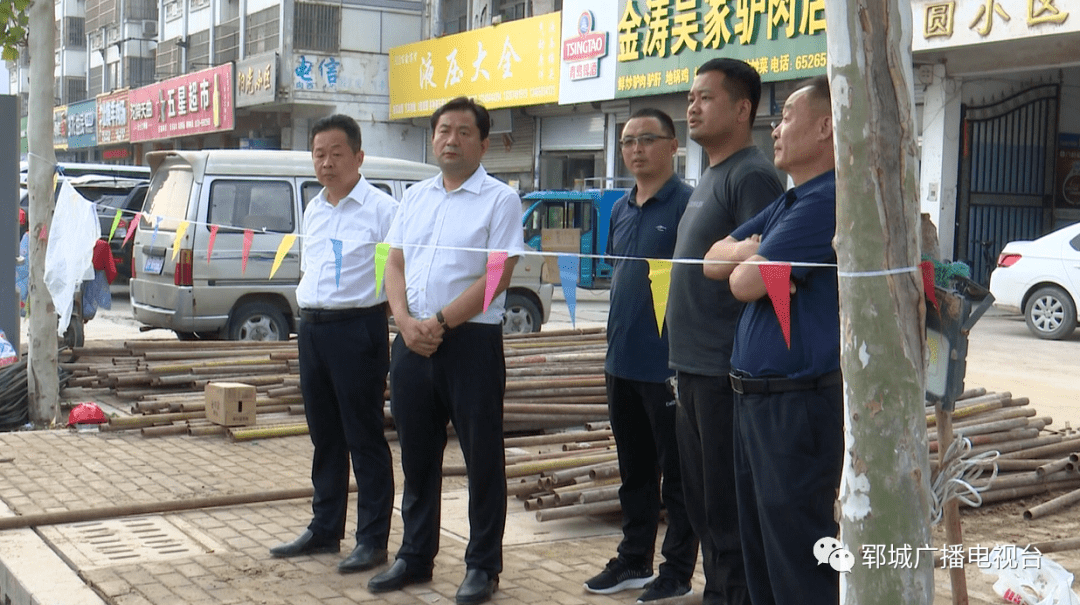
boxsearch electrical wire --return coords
[929,436,999,525]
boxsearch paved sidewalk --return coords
[0,429,705,605]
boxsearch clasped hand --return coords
[400,315,444,357]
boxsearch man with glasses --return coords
[666,58,784,605]
[583,108,697,603]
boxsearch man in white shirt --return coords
[269,114,398,576]
[368,97,523,605]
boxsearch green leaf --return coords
[2,46,18,62]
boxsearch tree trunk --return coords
[26,0,60,425]
[825,1,934,603]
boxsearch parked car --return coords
[988,222,1080,340]
[130,149,553,341]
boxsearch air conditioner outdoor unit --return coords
[143,20,158,37]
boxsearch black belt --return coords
[299,304,385,323]
[729,370,842,395]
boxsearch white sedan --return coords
[988,222,1080,340]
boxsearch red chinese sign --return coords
[130,64,234,142]
[97,89,130,145]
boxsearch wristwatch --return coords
[436,310,448,329]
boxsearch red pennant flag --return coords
[38,224,47,240]
[121,212,141,249]
[921,261,938,310]
[206,225,219,264]
[242,229,254,274]
[759,263,792,349]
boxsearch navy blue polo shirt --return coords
[605,175,692,383]
[730,170,839,379]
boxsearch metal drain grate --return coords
[41,515,223,570]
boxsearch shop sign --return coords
[914,0,1075,51]
[103,148,130,160]
[129,64,234,143]
[66,99,98,149]
[53,106,68,151]
[389,13,561,119]
[614,0,827,99]
[236,53,277,107]
[97,90,130,145]
[564,11,608,81]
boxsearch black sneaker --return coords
[637,576,692,603]
[583,558,654,594]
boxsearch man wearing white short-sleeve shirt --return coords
[368,97,523,605]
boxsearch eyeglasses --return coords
[620,134,674,149]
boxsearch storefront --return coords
[97,90,135,164]
[913,0,1080,283]
[128,64,237,157]
[388,12,561,190]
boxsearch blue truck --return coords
[521,189,627,289]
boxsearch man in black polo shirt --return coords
[666,58,783,605]
[584,108,696,603]
[704,75,841,605]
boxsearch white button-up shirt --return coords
[386,165,524,325]
[296,175,398,310]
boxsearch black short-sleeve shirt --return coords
[666,146,784,377]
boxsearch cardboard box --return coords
[205,382,257,427]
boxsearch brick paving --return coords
[0,429,707,605]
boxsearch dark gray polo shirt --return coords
[666,145,784,377]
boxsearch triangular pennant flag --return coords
[149,216,162,249]
[108,209,122,241]
[332,239,344,288]
[374,242,389,296]
[171,221,190,261]
[483,251,509,312]
[647,260,673,336]
[558,254,579,327]
[122,212,141,249]
[37,224,47,240]
[206,224,219,264]
[759,263,793,349]
[270,234,296,279]
[241,229,254,274]
[921,260,938,310]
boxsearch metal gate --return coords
[956,83,1058,285]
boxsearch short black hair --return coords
[310,114,362,152]
[628,108,676,139]
[800,75,832,110]
[430,96,492,140]
[696,58,762,126]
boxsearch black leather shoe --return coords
[268,530,340,558]
[367,558,433,593]
[456,569,498,605]
[338,544,388,573]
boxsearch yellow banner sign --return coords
[390,13,561,120]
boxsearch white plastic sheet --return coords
[44,180,101,336]
[979,546,1080,605]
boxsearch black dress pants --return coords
[298,311,393,548]
[733,382,843,605]
[674,372,749,605]
[389,322,507,575]
[605,373,698,583]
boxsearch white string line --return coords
[106,207,927,275]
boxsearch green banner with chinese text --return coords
[615,0,827,98]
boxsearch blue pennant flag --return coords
[558,254,579,327]
[150,216,162,249]
[332,239,343,288]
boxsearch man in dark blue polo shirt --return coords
[704,75,841,605]
[583,108,697,603]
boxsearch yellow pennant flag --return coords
[374,242,390,297]
[647,260,673,336]
[171,221,190,260]
[270,234,297,279]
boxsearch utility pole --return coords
[27,0,60,424]
[825,1,934,603]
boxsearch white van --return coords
[129,149,552,340]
